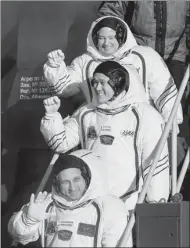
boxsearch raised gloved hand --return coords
[26,192,52,222]
[43,96,61,114]
[47,49,65,68]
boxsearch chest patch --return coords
[57,220,73,227]
[121,130,134,137]
[101,125,111,132]
[100,135,114,145]
[58,230,72,241]
[87,126,97,140]
[77,223,96,237]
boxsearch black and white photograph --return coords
[1,1,190,247]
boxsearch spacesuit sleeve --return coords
[144,47,183,125]
[8,206,41,245]
[43,55,84,97]
[40,109,81,153]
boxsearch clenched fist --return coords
[47,49,65,68]
[43,96,61,114]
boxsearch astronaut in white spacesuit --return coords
[8,149,132,247]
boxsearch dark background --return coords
[1,2,101,247]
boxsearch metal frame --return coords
[117,64,190,247]
[36,153,59,195]
[171,116,177,196]
[177,147,190,193]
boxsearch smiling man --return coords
[96,27,119,55]
[91,61,127,104]
[91,18,125,56]
[8,149,132,247]
[55,167,87,202]
[92,72,115,103]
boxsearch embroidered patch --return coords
[87,126,97,139]
[57,220,73,227]
[121,130,134,137]
[58,230,72,241]
[101,126,111,132]
[100,135,114,145]
[77,223,96,237]
[46,221,56,235]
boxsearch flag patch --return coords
[46,221,56,235]
[58,230,72,241]
[87,126,97,140]
[77,223,96,237]
[100,135,114,145]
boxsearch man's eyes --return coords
[92,81,106,86]
[60,181,69,185]
[98,36,115,40]
[91,79,97,86]
[74,177,81,182]
[60,177,81,184]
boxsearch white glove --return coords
[44,49,68,90]
[47,49,65,68]
[43,96,61,114]
[27,192,52,222]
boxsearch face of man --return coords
[57,168,86,202]
[97,27,119,56]
[92,73,114,104]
